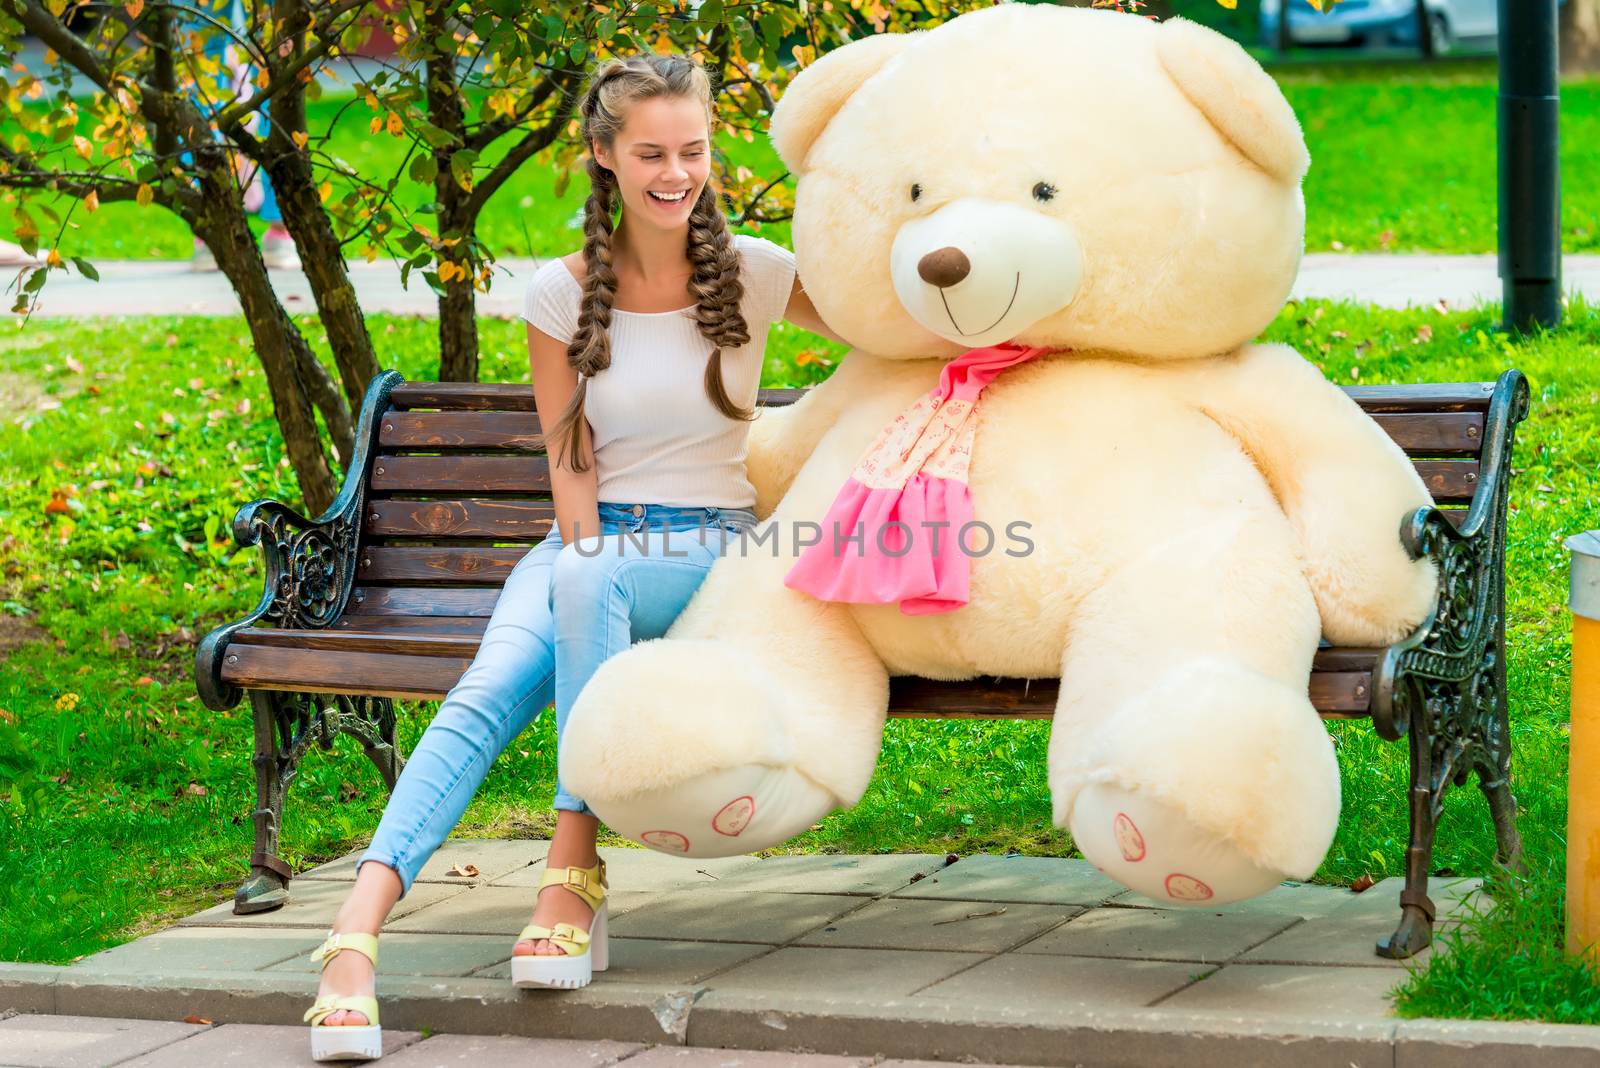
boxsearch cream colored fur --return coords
[558,6,1437,896]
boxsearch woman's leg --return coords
[317,532,564,1023]
[517,519,734,956]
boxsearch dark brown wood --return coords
[379,410,545,450]
[370,455,552,494]
[1413,460,1480,501]
[365,498,556,539]
[1370,412,1485,455]
[390,382,536,411]
[347,586,501,616]
[221,644,475,700]
[331,614,490,635]
[356,546,525,585]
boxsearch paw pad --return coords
[713,795,755,837]
[641,830,690,853]
[1113,812,1146,862]
[1164,873,1213,901]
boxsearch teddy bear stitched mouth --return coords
[938,270,1021,336]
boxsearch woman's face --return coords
[594,95,712,233]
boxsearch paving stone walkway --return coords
[5,847,1599,1066]
[9,253,1600,319]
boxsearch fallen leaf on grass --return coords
[185,782,208,797]
[182,1015,213,1026]
[1350,874,1376,893]
[446,863,480,878]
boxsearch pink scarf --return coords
[783,343,1055,615]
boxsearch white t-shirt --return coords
[520,233,797,510]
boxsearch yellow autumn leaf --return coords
[369,115,382,135]
[386,111,402,137]
[318,181,332,203]
[125,0,143,16]
[73,135,92,161]
[55,692,79,711]
[46,248,62,268]
[256,67,269,89]
[84,189,99,213]
[1216,0,1237,8]
[136,182,153,206]
[291,129,308,149]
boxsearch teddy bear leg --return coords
[1048,515,1339,906]
[557,544,890,858]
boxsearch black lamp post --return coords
[1498,0,1562,331]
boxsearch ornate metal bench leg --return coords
[337,695,405,792]
[236,690,298,914]
[1377,730,1438,959]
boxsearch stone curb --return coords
[4,964,1597,1066]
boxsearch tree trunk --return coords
[260,123,382,415]
[1563,0,1600,72]
[196,156,338,516]
[426,3,479,383]
[262,1,381,413]
[1277,0,1294,55]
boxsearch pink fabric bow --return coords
[783,343,1055,615]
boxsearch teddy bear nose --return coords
[917,246,971,288]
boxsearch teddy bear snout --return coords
[916,246,972,289]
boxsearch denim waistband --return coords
[595,501,758,528]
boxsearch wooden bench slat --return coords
[222,644,475,700]
[366,499,556,539]
[357,547,526,585]
[370,455,552,494]
[375,409,1484,460]
[1370,412,1485,455]
[379,411,545,450]
[391,381,1498,417]
[1413,459,1479,501]
[348,586,501,616]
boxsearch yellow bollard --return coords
[1567,531,1600,961]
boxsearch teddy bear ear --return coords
[1156,17,1310,184]
[770,31,920,175]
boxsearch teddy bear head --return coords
[769,5,1309,361]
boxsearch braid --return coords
[687,183,755,423]
[546,158,619,474]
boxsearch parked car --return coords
[1258,0,1499,53]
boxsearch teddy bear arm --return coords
[747,352,865,520]
[1194,343,1439,646]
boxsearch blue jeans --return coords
[358,501,757,894]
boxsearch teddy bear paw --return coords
[1070,782,1286,906]
[592,762,836,859]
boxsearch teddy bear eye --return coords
[910,183,922,203]
[1032,181,1057,203]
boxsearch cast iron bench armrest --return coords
[195,370,405,711]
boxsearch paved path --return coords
[7,253,1600,319]
[4,847,1598,1066]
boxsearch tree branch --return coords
[464,72,565,153]
[213,0,368,131]
[462,83,579,219]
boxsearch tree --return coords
[1563,0,1600,72]
[1,0,1231,513]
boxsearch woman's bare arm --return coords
[528,323,601,546]
[781,275,847,345]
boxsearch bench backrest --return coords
[347,380,1493,624]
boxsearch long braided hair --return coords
[545,54,753,475]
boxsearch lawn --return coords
[18,64,1600,261]
[1,299,1596,1023]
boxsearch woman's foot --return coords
[314,935,376,1026]
[512,863,599,957]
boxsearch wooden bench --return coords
[195,367,1530,959]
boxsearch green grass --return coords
[15,67,1600,262]
[0,300,1594,1022]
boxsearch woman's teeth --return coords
[649,190,688,204]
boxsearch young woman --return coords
[300,53,841,1062]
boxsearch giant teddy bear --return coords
[559,4,1438,905]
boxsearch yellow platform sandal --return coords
[510,857,609,990]
[304,932,383,1062]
